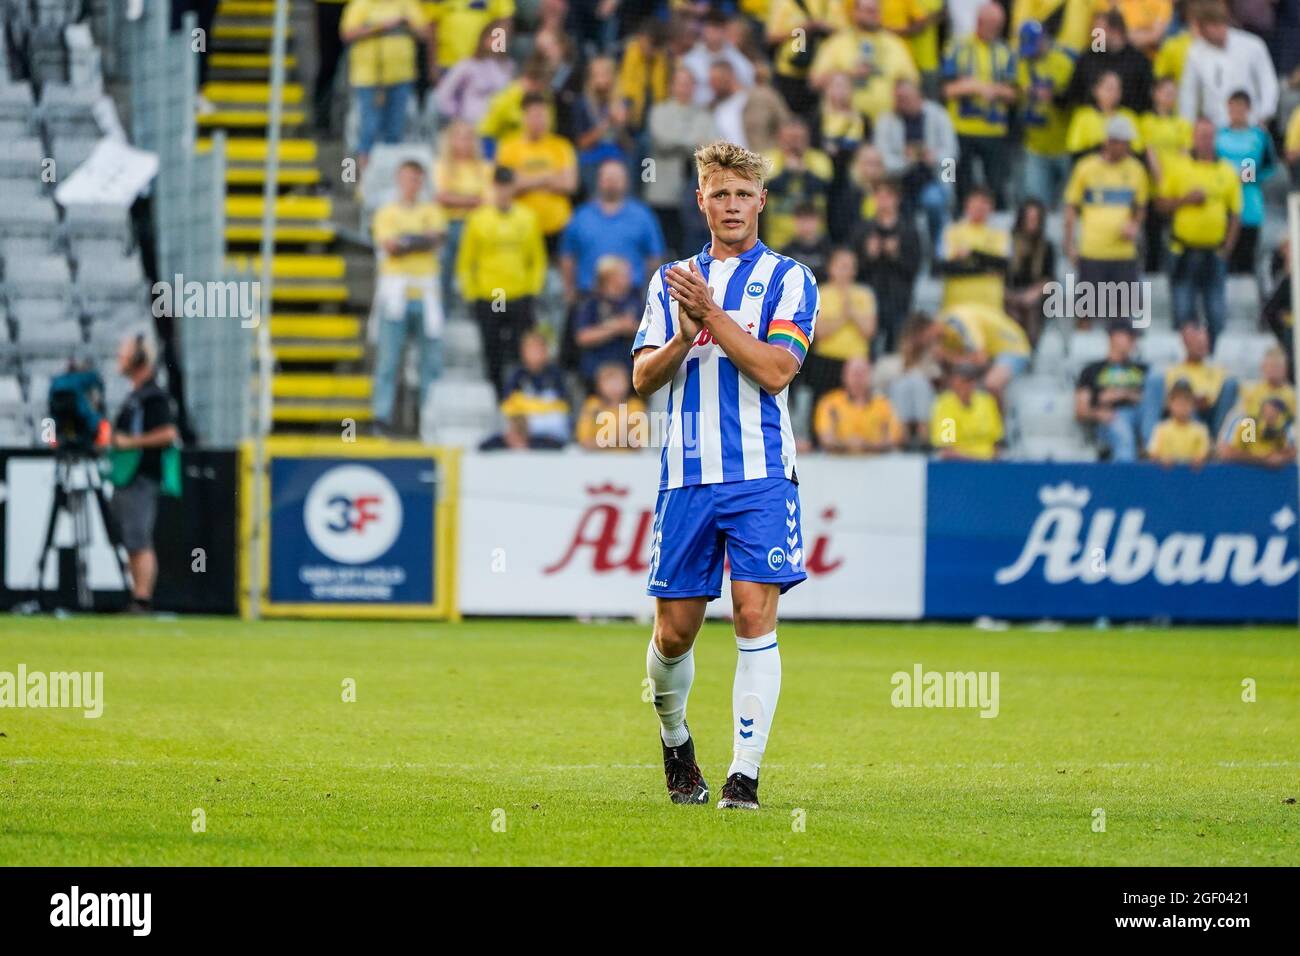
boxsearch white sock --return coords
[647,639,693,747]
[729,631,781,780]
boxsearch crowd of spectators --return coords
[333,0,1300,465]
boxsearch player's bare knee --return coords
[732,603,775,639]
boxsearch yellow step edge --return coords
[218,1,277,16]
[271,284,350,302]
[274,344,366,362]
[199,137,317,162]
[212,24,293,40]
[271,316,362,338]
[202,82,305,105]
[226,195,332,219]
[197,111,307,128]
[272,404,374,424]
[226,168,321,186]
[225,225,337,243]
[272,374,373,399]
[208,52,298,69]
[226,255,346,279]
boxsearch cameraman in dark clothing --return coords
[109,333,178,613]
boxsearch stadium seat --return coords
[1065,328,1107,378]
[0,195,59,240]
[3,255,72,300]
[1225,275,1261,328]
[1012,434,1098,462]
[1138,329,1184,370]
[420,379,499,446]
[443,319,483,371]
[0,83,35,126]
[1214,332,1275,382]
[1007,375,1077,439]
[52,135,99,177]
[1032,325,1068,376]
[0,137,45,180]
[61,202,132,249]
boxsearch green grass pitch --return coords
[1,617,1296,865]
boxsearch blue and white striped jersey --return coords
[632,240,819,491]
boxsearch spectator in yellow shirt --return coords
[370,160,446,432]
[804,247,877,402]
[1062,115,1149,321]
[1218,396,1296,468]
[1286,103,1300,182]
[496,92,580,244]
[1138,322,1240,445]
[814,357,904,453]
[930,363,1005,459]
[1237,348,1296,422]
[928,302,1032,401]
[941,3,1019,209]
[809,0,920,123]
[766,0,848,114]
[426,0,514,75]
[1155,117,1241,346]
[1017,20,1077,206]
[456,167,548,394]
[1148,380,1211,465]
[341,0,431,170]
[936,185,1010,311]
[1139,75,1191,272]
[434,119,493,308]
[577,362,649,451]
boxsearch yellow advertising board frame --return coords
[238,437,460,620]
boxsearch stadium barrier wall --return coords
[0,448,238,613]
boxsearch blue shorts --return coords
[647,477,807,601]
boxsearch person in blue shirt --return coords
[559,158,666,306]
[1216,89,1277,275]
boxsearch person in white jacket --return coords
[1178,1,1279,127]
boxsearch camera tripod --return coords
[35,452,132,610]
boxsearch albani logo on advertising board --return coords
[995,483,1298,587]
[303,464,403,565]
[543,483,842,576]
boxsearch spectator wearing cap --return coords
[766,0,847,115]
[1016,19,1076,207]
[1218,396,1296,468]
[1148,379,1211,466]
[1179,0,1279,128]
[1062,115,1149,325]
[1065,8,1153,113]
[936,185,1010,313]
[1074,320,1147,461]
[1066,71,1145,158]
[572,256,641,387]
[1138,322,1239,443]
[369,161,446,434]
[684,10,756,106]
[559,158,665,308]
[496,92,580,247]
[814,357,903,454]
[809,0,919,124]
[930,362,1005,460]
[1215,90,1277,275]
[456,166,548,395]
[340,0,431,173]
[872,77,958,248]
[646,67,719,257]
[1156,117,1241,345]
[940,2,1018,209]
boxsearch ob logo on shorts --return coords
[304,464,403,564]
[767,547,786,571]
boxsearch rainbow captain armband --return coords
[766,318,810,365]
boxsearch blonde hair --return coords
[694,141,770,190]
